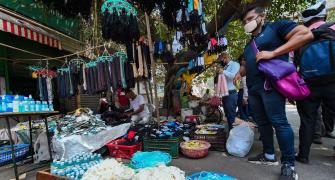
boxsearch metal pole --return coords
[144,12,160,119]
[144,80,151,104]
[5,117,19,180]
[28,116,34,162]
[43,116,53,160]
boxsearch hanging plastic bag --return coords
[226,123,254,157]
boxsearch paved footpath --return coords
[172,105,335,180]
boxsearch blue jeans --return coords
[237,89,249,121]
[249,88,295,166]
[223,90,238,130]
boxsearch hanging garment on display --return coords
[37,75,54,101]
[207,35,228,55]
[215,73,229,97]
[46,77,53,101]
[57,70,76,98]
[101,0,140,43]
[137,44,144,77]
[83,64,87,91]
[173,0,207,51]
[57,52,135,97]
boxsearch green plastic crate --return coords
[143,137,181,158]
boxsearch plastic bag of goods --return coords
[187,171,236,180]
[131,151,172,169]
[226,123,254,157]
[82,158,135,180]
[133,165,185,180]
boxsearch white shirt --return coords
[130,95,150,118]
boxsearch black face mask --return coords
[220,61,227,67]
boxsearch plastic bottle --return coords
[0,96,2,113]
[23,97,29,112]
[0,96,5,112]
[35,101,41,112]
[48,101,54,111]
[28,95,35,112]
[13,95,20,112]
[6,95,13,112]
[45,101,49,111]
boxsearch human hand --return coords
[243,98,248,105]
[234,73,241,85]
[256,51,276,62]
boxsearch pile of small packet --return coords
[195,124,225,135]
[54,108,108,138]
[147,121,195,139]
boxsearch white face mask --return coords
[244,19,258,33]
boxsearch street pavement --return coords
[172,105,335,180]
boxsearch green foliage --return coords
[328,9,335,22]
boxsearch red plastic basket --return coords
[106,139,142,159]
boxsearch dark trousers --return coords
[223,90,238,130]
[237,89,249,121]
[296,82,335,159]
[249,88,295,166]
[314,104,335,138]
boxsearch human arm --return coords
[127,104,144,116]
[256,23,314,61]
[242,77,248,105]
[224,62,240,80]
[234,61,246,85]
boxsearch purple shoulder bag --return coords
[251,39,310,100]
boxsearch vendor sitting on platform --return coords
[124,89,150,125]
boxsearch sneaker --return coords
[324,133,335,139]
[312,137,323,144]
[295,155,309,164]
[280,164,298,180]
[248,153,279,165]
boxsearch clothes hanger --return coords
[97,43,112,62]
[101,0,137,16]
[69,54,86,68]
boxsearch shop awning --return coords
[0,11,62,49]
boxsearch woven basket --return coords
[180,140,211,159]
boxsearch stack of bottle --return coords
[0,94,54,113]
[51,152,102,180]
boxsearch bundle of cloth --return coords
[101,8,140,44]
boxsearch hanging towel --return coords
[188,0,194,13]
[137,44,144,77]
[46,77,53,101]
[198,0,202,15]
[120,58,127,88]
[215,73,229,97]
[38,76,43,100]
[194,0,199,11]
[132,63,139,78]
[82,64,87,91]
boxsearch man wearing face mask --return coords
[219,52,240,130]
[235,4,313,180]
